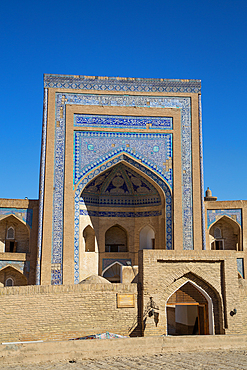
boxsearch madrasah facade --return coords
[0,74,247,339]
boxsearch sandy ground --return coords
[1,349,247,369]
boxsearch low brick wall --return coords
[0,283,138,343]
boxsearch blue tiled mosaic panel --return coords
[74,154,172,284]
[0,208,33,229]
[237,258,244,278]
[207,209,242,228]
[81,163,161,208]
[198,96,206,250]
[44,74,201,93]
[74,114,172,129]
[102,258,132,271]
[51,92,193,284]
[80,210,162,217]
[36,88,48,284]
[74,131,173,188]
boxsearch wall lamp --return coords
[230,308,237,316]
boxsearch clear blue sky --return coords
[0,0,246,201]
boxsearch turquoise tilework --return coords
[0,208,33,228]
[50,90,194,284]
[207,209,242,228]
[44,74,201,94]
[74,114,172,129]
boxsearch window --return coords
[5,278,14,287]
[7,227,15,239]
[105,225,127,252]
[214,228,221,239]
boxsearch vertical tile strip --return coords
[199,95,206,250]
[36,88,48,284]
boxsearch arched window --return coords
[139,225,155,250]
[7,227,14,239]
[102,262,122,283]
[5,278,14,287]
[83,225,95,252]
[214,227,221,239]
[105,225,127,252]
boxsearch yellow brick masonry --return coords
[138,250,247,336]
[0,283,138,343]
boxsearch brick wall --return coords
[139,250,247,336]
[0,283,138,343]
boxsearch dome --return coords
[79,275,111,284]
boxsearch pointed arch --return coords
[83,225,95,252]
[0,214,30,230]
[139,225,155,250]
[5,277,14,287]
[74,154,173,283]
[0,265,27,286]
[165,271,224,335]
[105,224,128,252]
[209,215,241,251]
[166,280,214,335]
[0,214,30,254]
[7,227,15,240]
[102,261,123,283]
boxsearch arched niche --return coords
[139,225,155,250]
[209,215,241,251]
[5,277,14,287]
[0,215,30,254]
[102,262,122,283]
[75,156,172,284]
[166,281,214,336]
[105,225,128,252]
[83,225,95,252]
[0,265,27,286]
[7,227,15,240]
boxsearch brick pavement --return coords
[2,350,247,369]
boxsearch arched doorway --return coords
[166,281,214,335]
[139,225,155,250]
[209,215,241,250]
[102,262,122,283]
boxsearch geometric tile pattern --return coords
[237,258,244,278]
[48,83,195,284]
[44,74,201,94]
[74,154,173,283]
[0,208,33,228]
[199,95,206,250]
[207,209,242,228]
[81,163,161,208]
[80,210,162,217]
[36,88,48,285]
[74,114,173,129]
[74,130,173,187]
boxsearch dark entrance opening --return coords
[166,282,209,335]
